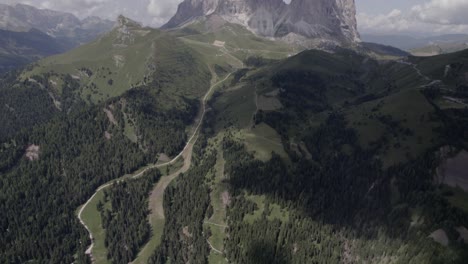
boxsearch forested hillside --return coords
[142,49,468,263]
[0,22,211,261]
[100,169,162,263]
[0,100,146,262]
[149,135,214,264]
[0,72,59,141]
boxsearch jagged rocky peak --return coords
[113,15,148,47]
[116,15,142,29]
[163,0,360,44]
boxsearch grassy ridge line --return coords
[22,27,212,104]
[77,71,234,263]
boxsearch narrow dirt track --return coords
[207,239,224,254]
[148,142,194,223]
[77,71,233,262]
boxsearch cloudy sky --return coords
[1,0,467,36]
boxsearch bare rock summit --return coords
[163,0,360,45]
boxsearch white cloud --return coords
[147,0,182,25]
[358,0,468,35]
[37,0,111,17]
[411,0,468,25]
[358,10,411,33]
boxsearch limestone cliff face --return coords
[163,0,360,44]
[163,0,219,28]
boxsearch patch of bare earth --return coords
[342,239,356,264]
[298,142,312,160]
[438,150,468,191]
[289,140,302,158]
[213,40,225,47]
[148,142,194,224]
[412,51,439,57]
[182,226,193,238]
[25,144,40,161]
[292,243,299,255]
[157,153,171,163]
[265,89,280,97]
[103,108,118,125]
[221,191,231,208]
[104,131,112,140]
[429,229,449,246]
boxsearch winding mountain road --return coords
[77,72,233,261]
[400,60,431,81]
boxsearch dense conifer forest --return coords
[221,131,468,263]
[0,72,197,263]
[149,135,213,264]
[100,169,161,263]
[0,72,59,141]
[138,112,468,263]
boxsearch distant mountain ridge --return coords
[362,33,468,52]
[0,28,65,73]
[164,0,360,46]
[0,3,114,72]
[0,3,114,47]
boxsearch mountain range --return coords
[362,33,468,56]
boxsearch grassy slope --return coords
[22,24,211,104]
[204,135,229,263]
[244,195,289,224]
[410,43,468,57]
[410,49,468,88]
[172,20,295,62]
[78,190,110,264]
[132,159,185,264]
[242,123,287,162]
[23,28,155,102]
[347,88,441,167]
[210,49,433,166]
[249,49,445,167]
